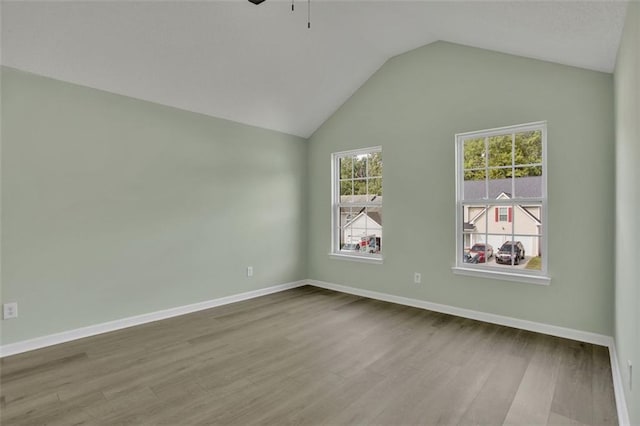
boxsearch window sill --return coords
[329,253,384,264]
[451,266,550,286]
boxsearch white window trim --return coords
[330,146,384,263]
[452,121,549,284]
[452,266,550,285]
[328,252,384,264]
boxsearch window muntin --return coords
[332,147,383,259]
[456,122,547,279]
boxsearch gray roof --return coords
[340,195,382,204]
[344,211,382,227]
[464,176,542,199]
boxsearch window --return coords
[331,147,383,262]
[454,122,549,284]
[498,207,510,222]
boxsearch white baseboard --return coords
[0,280,307,358]
[308,279,630,425]
[608,342,631,426]
[308,279,611,345]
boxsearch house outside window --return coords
[331,147,383,263]
[453,122,549,285]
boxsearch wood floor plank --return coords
[458,353,528,425]
[412,324,503,425]
[547,411,589,425]
[591,344,619,425]
[0,286,618,425]
[503,335,564,425]
[286,367,387,424]
[551,340,595,424]
[330,364,435,424]
[1,352,89,382]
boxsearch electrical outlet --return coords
[3,302,18,319]
[414,272,421,284]
[247,266,253,277]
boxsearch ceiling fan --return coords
[248,0,312,28]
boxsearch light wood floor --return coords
[1,286,618,425]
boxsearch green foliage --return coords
[340,152,383,197]
[525,256,542,270]
[464,131,542,181]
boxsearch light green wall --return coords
[0,67,307,345]
[0,41,621,352]
[308,41,615,335]
[614,2,640,423]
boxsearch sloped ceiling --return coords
[1,1,628,138]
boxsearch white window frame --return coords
[452,122,550,285]
[329,146,383,264]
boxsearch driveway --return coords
[485,256,530,270]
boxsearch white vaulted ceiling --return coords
[1,1,629,138]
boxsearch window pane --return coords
[354,179,367,196]
[513,203,542,236]
[367,152,383,178]
[488,134,513,168]
[520,235,542,270]
[488,172,513,199]
[340,180,353,203]
[492,237,518,267]
[464,138,486,170]
[464,169,486,183]
[340,207,357,226]
[364,207,382,253]
[462,204,486,230]
[513,167,542,198]
[462,204,486,264]
[368,178,383,197]
[488,167,512,180]
[462,230,473,252]
[463,170,486,200]
[467,240,495,264]
[513,165,542,178]
[340,207,359,251]
[339,157,353,180]
[515,130,542,166]
[487,206,513,236]
[494,236,540,268]
[354,156,367,178]
[512,235,539,258]
[340,206,382,253]
[464,137,485,170]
